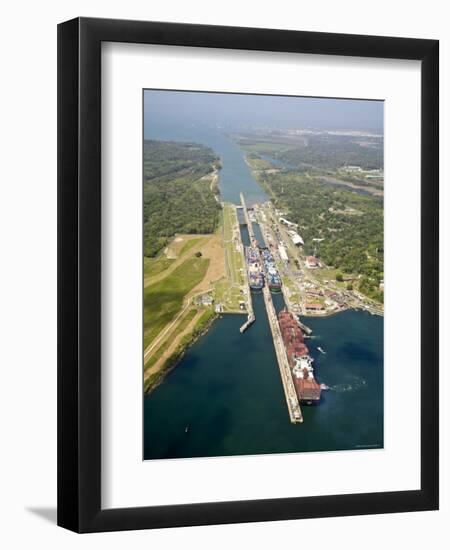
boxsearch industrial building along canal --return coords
[238,193,323,424]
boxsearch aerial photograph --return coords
[143,90,384,460]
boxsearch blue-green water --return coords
[144,307,383,459]
[144,123,268,206]
[143,123,383,460]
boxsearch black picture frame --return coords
[57,17,439,533]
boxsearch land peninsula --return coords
[143,132,384,394]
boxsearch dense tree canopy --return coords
[236,133,383,172]
[143,140,221,257]
[256,170,384,302]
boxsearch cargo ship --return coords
[261,248,282,293]
[278,308,321,403]
[246,246,264,291]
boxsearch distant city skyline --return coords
[144,90,384,133]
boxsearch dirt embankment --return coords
[144,231,226,381]
[144,309,203,380]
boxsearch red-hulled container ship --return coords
[278,308,321,404]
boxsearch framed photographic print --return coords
[57,17,439,532]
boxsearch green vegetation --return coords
[212,203,246,313]
[336,169,384,191]
[179,237,203,257]
[213,279,243,311]
[144,308,217,393]
[144,256,174,278]
[144,140,221,257]
[192,307,217,336]
[235,133,383,172]
[359,277,384,303]
[144,256,210,347]
[223,203,234,242]
[235,132,384,197]
[223,203,245,286]
[245,153,274,171]
[240,132,384,303]
[256,170,384,303]
[235,139,293,155]
[277,135,382,172]
[144,308,198,371]
[283,276,301,304]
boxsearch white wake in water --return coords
[328,376,367,393]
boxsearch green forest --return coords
[143,140,221,257]
[236,133,383,172]
[256,170,384,302]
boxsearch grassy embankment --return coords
[144,255,210,348]
[144,307,216,392]
[144,256,174,278]
[143,140,226,392]
[143,238,220,392]
[244,153,275,171]
[143,204,249,391]
[238,141,293,155]
[212,203,245,313]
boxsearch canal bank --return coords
[144,307,383,459]
[143,123,383,460]
[144,122,269,206]
[144,214,383,460]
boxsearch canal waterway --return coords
[144,122,268,206]
[143,123,383,460]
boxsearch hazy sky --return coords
[144,90,383,132]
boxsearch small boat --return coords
[317,346,326,354]
[320,383,330,391]
[185,426,189,433]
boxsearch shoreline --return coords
[144,145,383,398]
[301,306,383,319]
[144,311,218,395]
[144,194,246,394]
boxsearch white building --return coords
[288,230,304,246]
[279,217,298,228]
[341,165,362,172]
[278,245,289,262]
[201,294,213,306]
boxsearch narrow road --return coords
[144,301,193,363]
[144,309,203,380]
[144,286,214,364]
